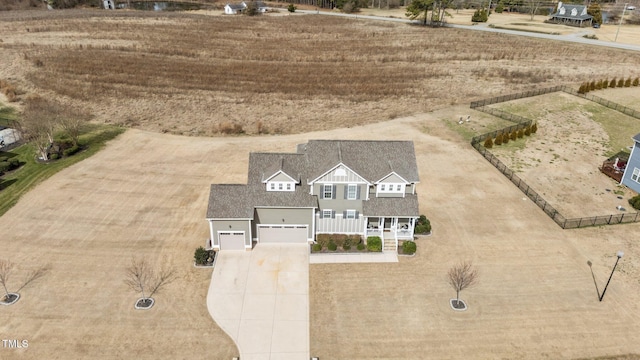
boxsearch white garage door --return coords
[258,225,308,244]
[219,232,246,250]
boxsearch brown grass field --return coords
[1,7,640,360]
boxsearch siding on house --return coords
[254,207,315,239]
[621,140,640,193]
[210,219,252,247]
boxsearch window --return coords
[323,184,333,199]
[633,168,640,183]
[345,210,356,219]
[347,184,357,200]
[335,168,346,177]
[267,181,295,192]
[322,210,332,219]
[378,183,405,193]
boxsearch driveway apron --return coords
[207,243,310,360]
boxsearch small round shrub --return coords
[194,246,209,265]
[502,132,509,144]
[524,126,531,136]
[517,129,524,138]
[494,134,502,146]
[531,123,538,133]
[357,243,365,251]
[343,237,352,250]
[366,236,382,252]
[402,241,416,255]
[0,161,10,173]
[287,3,296,12]
[483,137,493,149]
[328,240,337,251]
[633,77,639,86]
[625,78,632,87]
[510,131,517,141]
[312,243,322,252]
[603,79,609,89]
[610,78,617,88]
[63,145,80,157]
[629,195,640,210]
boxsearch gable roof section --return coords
[301,140,419,184]
[207,184,253,219]
[633,133,640,143]
[376,171,410,184]
[551,2,592,20]
[249,152,306,185]
[308,162,370,184]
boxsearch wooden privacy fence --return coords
[469,85,640,229]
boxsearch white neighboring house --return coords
[224,1,268,14]
[0,127,21,149]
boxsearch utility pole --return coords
[615,3,628,42]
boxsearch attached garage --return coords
[218,231,246,250]
[258,225,308,244]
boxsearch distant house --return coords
[620,133,640,193]
[224,1,267,14]
[224,3,246,14]
[206,140,420,251]
[548,1,593,27]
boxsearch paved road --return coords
[296,10,640,52]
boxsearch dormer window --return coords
[378,183,405,193]
[267,181,295,192]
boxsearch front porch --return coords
[365,216,416,251]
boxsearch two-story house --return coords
[206,140,420,251]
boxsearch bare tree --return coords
[16,265,50,293]
[448,261,479,307]
[0,259,14,301]
[524,0,543,20]
[58,106,92,147]
[21,95,60,161]
[125,258,176,308]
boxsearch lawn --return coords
[0,125,124,216]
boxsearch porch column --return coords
[379,217,384,241]
[208,220,216,248]
[393,217,398,241]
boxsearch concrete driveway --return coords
[207,244,309,360]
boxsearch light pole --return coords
[599,251,624,302]
[615,3,628,42]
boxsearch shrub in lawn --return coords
[517,129,524,138]
[194,246,209,265]
[416,215,431,234]
[531,123,538,133]
[589,81,595,91]
[634,77,639,86]
[471,8,488,22]
[510,131,517,141]
[617,78,624,87]
[402,241,417,255]
[483,136,493,148]
[343,236,352,250]
[357,243,365,251]
[502,132,509,144]
[328,240,337,251]
[63,145,80,157]
[312,243,322,252]
[366,236,382,252]
[629,195,640,210]
[603,79,609,89]
[494,134,502,146]
[495,2,503,12]
[524,126,531,136]
[287,3,296,12]
[595,80,603,90]
[625,77,632,87]
[0,161,9,174]
[610,78,617,88]
[316,234,331,247]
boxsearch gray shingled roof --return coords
[362,194,419,217]
[300,140,419,183]
[208,140,418,219]
[207,184,253,219]
[633,133,640,143]
[551,4,592,20]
